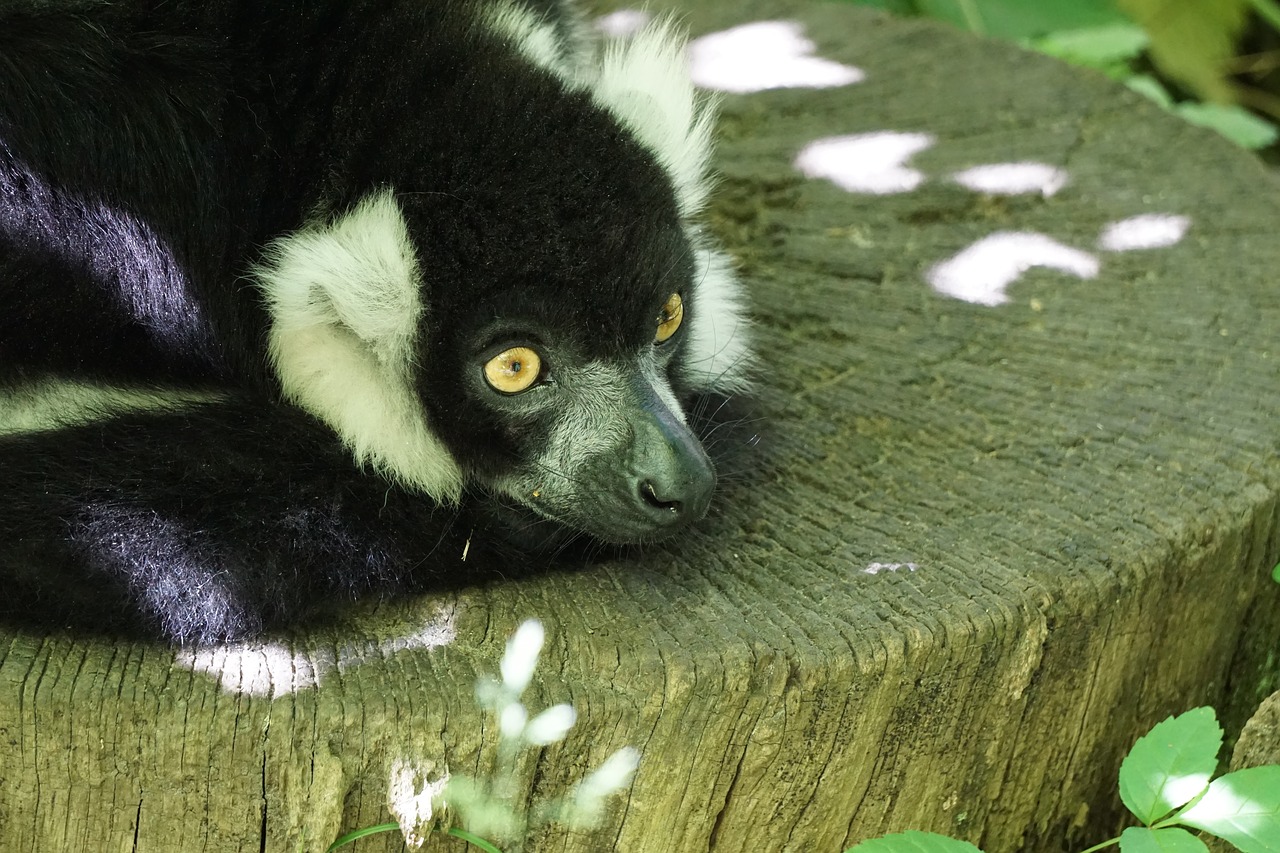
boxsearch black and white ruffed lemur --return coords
[0,0,754,643]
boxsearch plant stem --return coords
[448,827,506,853]
[328,822,505,853]
[327,822,401,851]
[1076,836,1121,853]
[954,0,985,33]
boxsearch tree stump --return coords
[3,2,1280,851]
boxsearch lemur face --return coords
[258,19,755,547]
[396,160,711,541]
[438,246,716,543]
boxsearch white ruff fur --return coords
[256,190,463,502]
[590,20,718,217]
[483,2,591,83]
[683,240,755,394]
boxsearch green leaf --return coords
[1119,707,1222,825]
[914,0,1127,39]
[1118,826,1209,853]
[1033,24,1149,68]
[1125,75,1174,108]
[834,0,924,12]
[1175,102,1280,149]
[1174,766,1280,853]
[1272,563,1280,584]
[845,830,985,853]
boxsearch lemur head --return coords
[258,15,753,545]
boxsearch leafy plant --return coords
[1114,0,1250,104]
[845,707,1280,853]
[836,0,1280,148]
[329,619,640,852]
[836,0,1122,39]
[1031,15,1278,149]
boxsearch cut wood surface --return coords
[3,2,1280,851]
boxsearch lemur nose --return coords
[625,375,716,530]
[636,464,714,525]
[640,480,675,509]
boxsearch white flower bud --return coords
[500,619,544,695]
[499,702,528,740]
[474,676,503,709]
[579,747,640,798]
[524,704,577,745]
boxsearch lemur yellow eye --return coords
[655,293,683,343]
[483,346,542,394]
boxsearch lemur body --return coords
[0,0,752,642]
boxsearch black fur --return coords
[0,0,744,643]
[0,396,567,641]
[0,0,683,383]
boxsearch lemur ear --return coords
[254,190,464,502]
[589,20,718,217]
